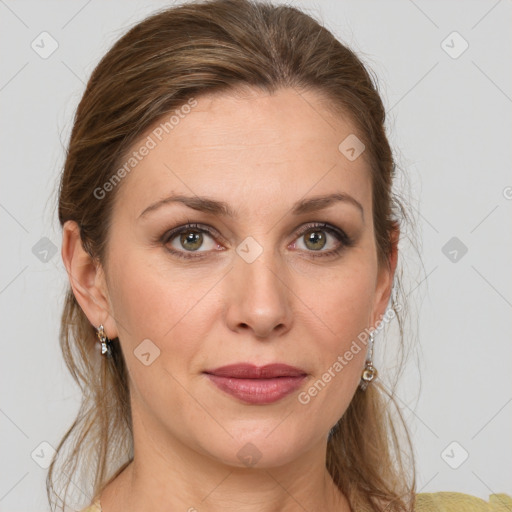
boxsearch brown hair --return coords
[49,0,418,510]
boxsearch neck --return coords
[100,436,351,512]
[99,395,352,512]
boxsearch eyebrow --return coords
[138,192,364,221]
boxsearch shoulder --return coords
[78,499,101,512]
[415,491,512,511]
[77,493,512,512]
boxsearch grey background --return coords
[1,0,511,509]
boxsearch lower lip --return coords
[205,374,307,404]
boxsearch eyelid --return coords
[293,221,352,244]
[160,220,353,259]
[161,222,222,244]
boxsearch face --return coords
[92,87,393,468]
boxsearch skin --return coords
[62,86,398,512]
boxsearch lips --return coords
[203,363,308,405]
[204,363,307,379]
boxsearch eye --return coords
[291,222,353,258]
[160,221,354,261]
[162,223,222,259]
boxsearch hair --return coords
[48,0,420,510]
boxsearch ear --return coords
[371,222,399,328]
[61,220,119,339]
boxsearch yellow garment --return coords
[415,492,512,511]
[79,492,512,511]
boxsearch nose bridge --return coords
[226,237,292,337]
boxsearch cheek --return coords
[106,247,213,416]
[293,258,376,420]
[108,240,193,335]
[301,255,377,343]
[106,243,220,373]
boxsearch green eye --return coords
[303,230,327,251]
[162,223,219,259]
[293,222,353,258]
[179,230,204,251]
[161,221,353,261]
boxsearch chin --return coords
[195,426,319,470]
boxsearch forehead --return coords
[112,87,372,220]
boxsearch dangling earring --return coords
[359,330,377,391]
[96,324,112,357]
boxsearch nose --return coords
[224,250,293,339]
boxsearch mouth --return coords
[203,363,308,405]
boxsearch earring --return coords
[96,324,112,357]
[359,330,377,391]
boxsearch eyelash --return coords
[160,222,354,260]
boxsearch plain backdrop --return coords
[1,0,511,510]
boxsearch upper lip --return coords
[204,363,307,379]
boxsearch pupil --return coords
[181,231,202,251]
[306,231,326,250]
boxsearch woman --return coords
[47,0,511,511]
